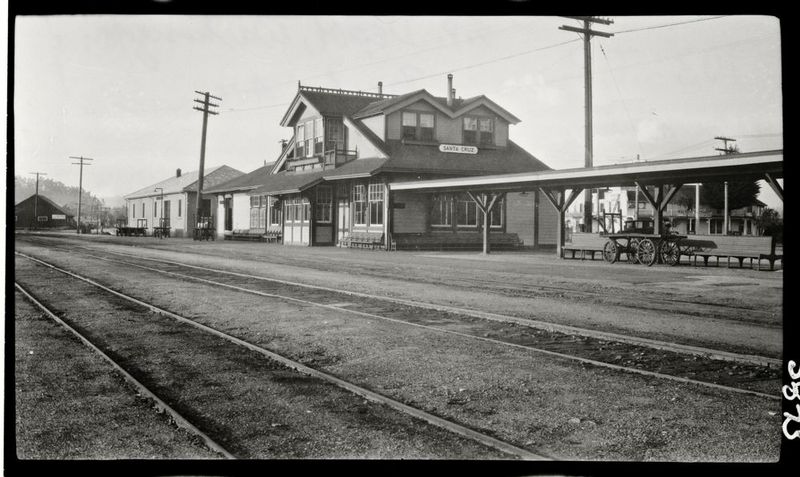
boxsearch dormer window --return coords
[463,116,494,145]
[402,111,435,142]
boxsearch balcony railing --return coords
[324,147,358,167]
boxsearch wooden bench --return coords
[563,232,608,260]
[153,226,171,239]
[392,232,523,251]
[347,231,384,250]
[265,225,282,243]
[681,235,782,270]
[230,229,266,242]
[116,226,147,237]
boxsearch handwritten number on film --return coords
[783,360,800,440]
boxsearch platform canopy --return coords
[389,150,783,194]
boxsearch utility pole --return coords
[29,171,47,229]
[715,136,737,235]
[70,156,93,234]
[193,91,221,234]
[560,16,614,232]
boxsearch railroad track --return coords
[15,249,781,401]
[14,253,550,460]
[32,241,781,367]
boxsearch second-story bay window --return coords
[402,111,435,142]
[296,123,305,158]
[463,117,494,145]
[314,118,324,155]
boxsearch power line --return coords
[70,156,94,234]
[386,39,580,87]
[598,41,644,159]
[192,90,221,236]
[614,16,728,35]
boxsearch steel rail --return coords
[17,250,779,402]
[14,281,237,459]
[66,244,781,369]
[15,252,551,461]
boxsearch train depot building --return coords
[14,194,74,229]
[124,165,244,238]
[206,77,560,250]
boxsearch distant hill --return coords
[14,175,105,214]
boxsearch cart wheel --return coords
[627,238,640,264]
[660,240,681,266]
[603,240,619,263]
[637,238,658,266]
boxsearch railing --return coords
[324,148,358,167]
[298,85,396,99]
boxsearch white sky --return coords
[12,15,783,209]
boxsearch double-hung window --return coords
[132,204,136,218]
[368,183,384,226]
[489,197,504,228]
[401,111,435,142]
[430,194,452,227]
[296,123,305,158]
[314,118,324,155]
[316,186,332,223]
[463,117,494,145]
[352,185,367,226]
[269,197,281,225]
[456,193,478,227]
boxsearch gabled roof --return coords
[124,165,244,199]
[378,139,550,176]
[280,87,396,127]
[203,163,276,194]
[15,194,74,216]
[352,89,521,124]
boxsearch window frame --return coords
[455,193,478,228]
[462,115,495,146]
[352,184,367,227]
[430,193,453,228]
[315,186,333,224]
[401,110,436,142]
[368,182,384,226]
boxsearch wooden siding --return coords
[537,191,559,245]
[345,117,386,158]
[232,193,251,231]
[392,191,429,234]
[504,192,535,245]
[385,100,510,146]
[360,114,385,140]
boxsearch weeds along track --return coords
[19,234,781,325]
[15,247,781,401]
[14,252,549,460]
[15,281,237,459]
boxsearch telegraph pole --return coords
[70,156,93,234]
[193,91,221,232]
[560,16,614,232]
[715,136,737,235]
[29,171,47,229]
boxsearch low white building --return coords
[123,166,244,237]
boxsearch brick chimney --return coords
[378,81,383,96]
[447,74,453,107]
[176,168,181,177]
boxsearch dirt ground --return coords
[12,233,785,462]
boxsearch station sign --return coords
[439,144,478,154]
[52,214,66,220]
